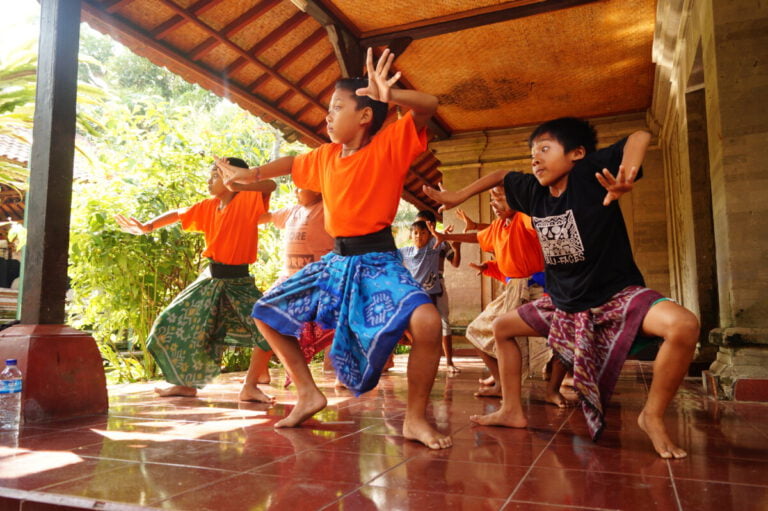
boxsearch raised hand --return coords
[425,221,447,245]
[595,165,638,206]
[355,48,402,104]
[456,208,477,232]
[214,155,253,187]
[468,262,487,276]
[423,182,463,212]
[115,214,149,235]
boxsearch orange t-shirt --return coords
[178,191,270,265]
[477,213,544,278]
[291,111,428,237]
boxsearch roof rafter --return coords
[360,0,600,46]
[81,0,326,145]
[149,0,225,39]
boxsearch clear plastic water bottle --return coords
[0,359,22,430]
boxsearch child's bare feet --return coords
[474,384,502,398]
[478,375,495,386]
[638,410,687,459]
[447,364,461,375]
[239,385,275,403]
[403,418,452,450]
[470,408,528,428]
[545,390,575,408]
[154,385,197,397]
[275,389,327,428]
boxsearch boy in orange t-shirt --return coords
[217,49,450,450]
[115,158,276,402]
[428,186,546,399]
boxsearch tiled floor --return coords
[1,357,767,510]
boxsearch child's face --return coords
[530,134,585,189]
[296,188,321,206]
[207,167,228,197]
[490,187,514,219]
[411,226,431,248]
[326,88,372,144]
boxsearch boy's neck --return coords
[548,174,570,197]
[216,191,237,206]
[340,130,372,158]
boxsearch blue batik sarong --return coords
[252,250,431,395]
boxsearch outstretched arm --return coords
[426,221,478,245]
[456,208,490,232]
[447,242,461,268]
[115,209,183,235]
[215,156,295,188]
[227,179,278,193]
[595,130,651,206]
[423,170,507,212]
[356,48,438,132]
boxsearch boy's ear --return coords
[359,105,373,126]
[570,146,586,162]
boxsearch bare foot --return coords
[478,375,495,386]
[239,385,275,403]
[474,384,502,398]
[545,390,575,408]
[154,385,197,397]
[275,390,327,428]
[334,378,347,389]
[256,375,271,385]
[446,364,461,375]
[403,418,452,450]
[470,408,528,428]
[638,410,687,459]
[561,376,575,389]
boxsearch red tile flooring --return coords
[1,357,767,510]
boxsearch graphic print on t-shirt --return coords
[533,210,585,265]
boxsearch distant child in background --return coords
[255,188,336,379]
[415,210,462,374]
[426,117,699,458]
[428,186,546,400]
[115,158,276,402]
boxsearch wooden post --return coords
[0,0,108,423]
[21,0,81,325]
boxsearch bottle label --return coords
[0,380,21,394]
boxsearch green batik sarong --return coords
[147,267,269,388]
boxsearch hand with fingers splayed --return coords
[595,165,639,206]
[355,48,402,103]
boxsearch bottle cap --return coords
[5,359,17,365]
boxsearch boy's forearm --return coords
[457,170,507,203]
[230,179,277,193]
[388,89,438,130]
[145,210,181,231]
[440,232,478,244]
[621,131,651,170]
[248,156,295,182]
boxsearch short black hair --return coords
[416,210,436,223]
[335,78,389,136]
[411,220,428,231]
[225,157,249,169]
[528,117,598,154]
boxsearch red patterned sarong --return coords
[517,285,663,440]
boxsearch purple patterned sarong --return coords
[517,285,663,440]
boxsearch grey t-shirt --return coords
[399,239,450,295]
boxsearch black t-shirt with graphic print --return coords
[503,137,644,313]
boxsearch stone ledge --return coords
[709,327,768,347]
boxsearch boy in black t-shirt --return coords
[424,117,699,459]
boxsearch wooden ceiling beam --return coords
[360,0,600,46]
[190,0,282,60]
[266,52,335,104]
[151,0,225,40]
[105,0,139,14]
[81,0,326,146]
[402,188,437,214]
[149,0,326,112]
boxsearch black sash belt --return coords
[209,260,250,279]
[333,226,396,256]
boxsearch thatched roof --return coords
[81,0,656,212]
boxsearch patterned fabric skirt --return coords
[466,278,530,356]
[252,251,432,395]
[146,267,269,389]
[517,285,663,440]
